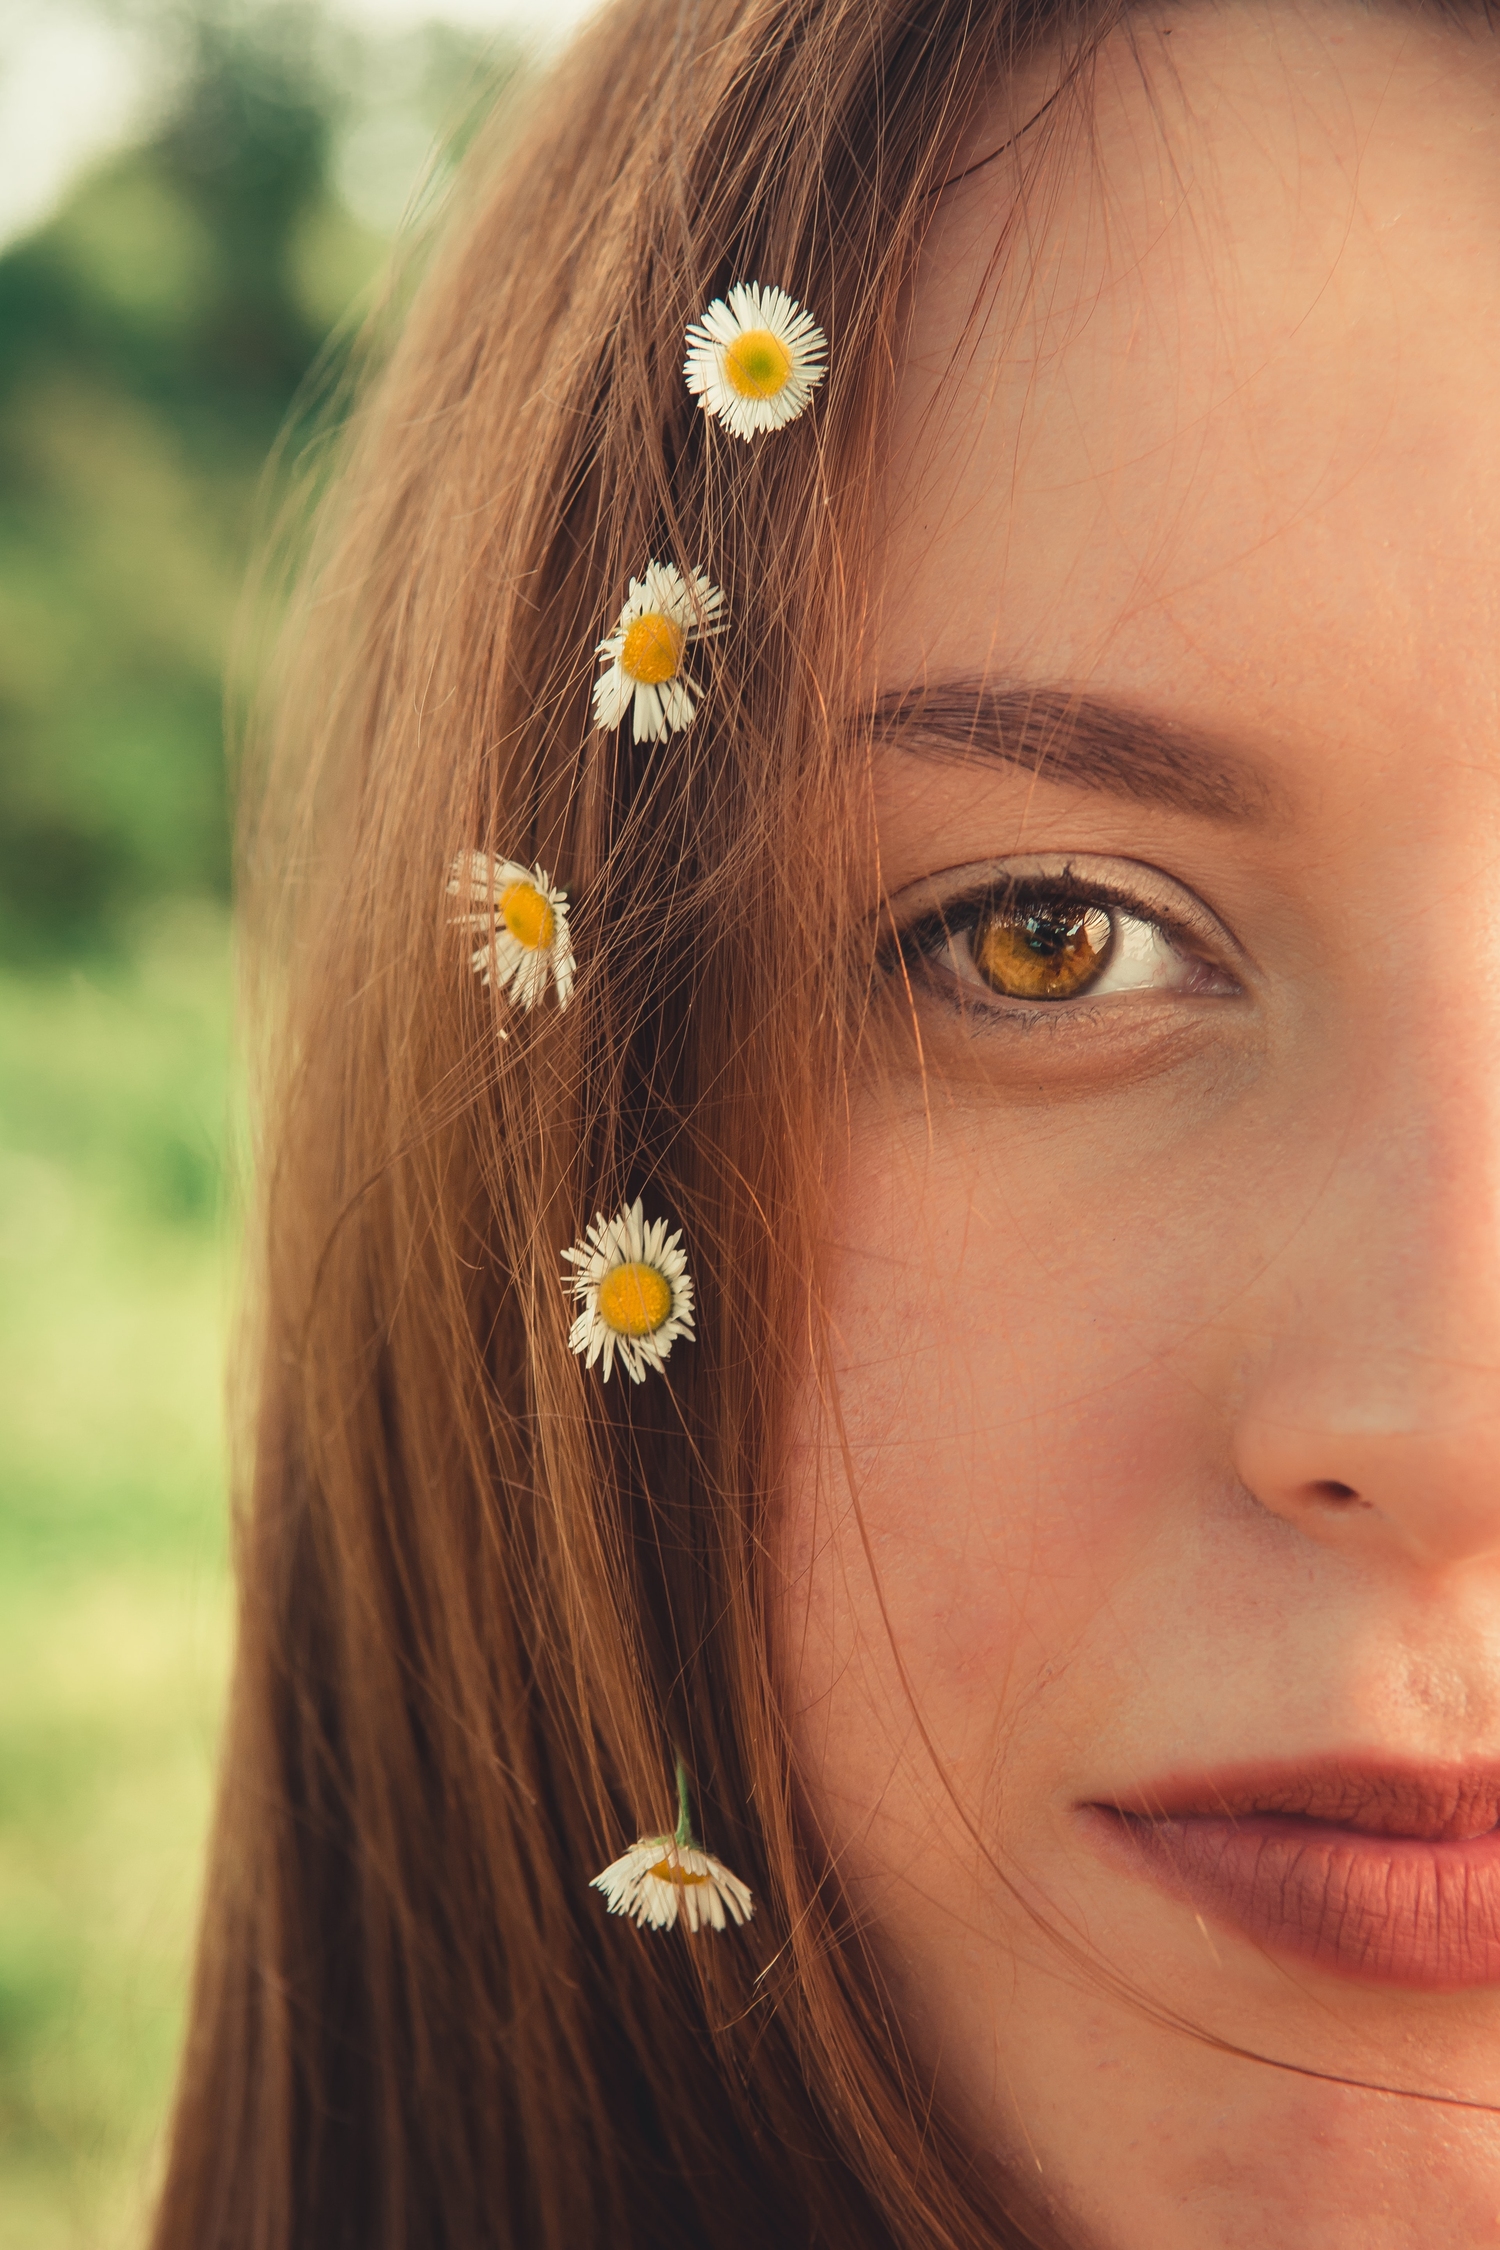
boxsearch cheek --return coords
[777,1088,1237,1852]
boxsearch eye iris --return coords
[972,900,1112,1000]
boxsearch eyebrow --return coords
[871,683,1283,824]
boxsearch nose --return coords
[1232,1039,1500,1573]
[1236,1389,1500,1570]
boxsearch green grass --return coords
[0,911,233,2249]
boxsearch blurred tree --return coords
[0,21,521,2237]
[0,1,516,962]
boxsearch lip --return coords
[1085,1759,1500,1991]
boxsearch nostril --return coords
[1308,1479,1361,1505]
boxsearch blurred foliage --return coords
[0,4,525,2240]
[0,913,232,2250]
[0,0,519,963]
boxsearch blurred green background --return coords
[0,4,524,2239]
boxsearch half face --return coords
[781,7,1500,2244]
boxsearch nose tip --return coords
[1234,1410,1500,1570]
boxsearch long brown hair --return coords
[153,3,1110,2243]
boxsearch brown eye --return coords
[971,897,1113,1001]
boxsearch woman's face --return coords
[782,6,1500,2242]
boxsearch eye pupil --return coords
[973,899,1112,1000]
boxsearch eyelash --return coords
[887,864,1240,1024]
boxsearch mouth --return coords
[1085,1759,1500,1991]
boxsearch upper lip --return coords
[1095,1758,1500,1844]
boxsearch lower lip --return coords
[1092,1809,1500,1989]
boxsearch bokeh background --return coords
[0,2,583,2238]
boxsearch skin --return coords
[781,6,1500,2243]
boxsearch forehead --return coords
[879,3,1500,748]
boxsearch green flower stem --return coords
[674,1754,698,1850]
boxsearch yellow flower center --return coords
[597,1260,673,1338]
[648,1857,710,1886]
[498,879,555,952]
[620,611,684,685]
[723,327,793,399]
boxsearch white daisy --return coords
[448,851,575,1011]
[592,561,723,744]
[563,1196,695,1384]
[683,281,827,441]
[591,1836,754,1933]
